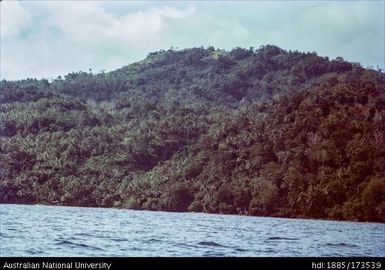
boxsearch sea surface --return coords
[0,204,384,257]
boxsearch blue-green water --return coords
[0,204,384,256]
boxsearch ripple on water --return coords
[26,248,44,255]
[198,241,227,248]
[324,242,359,248]
[203,251,226,256]
[266,236,300,241]
[108,237,129,242]
[234,247,248,252]
[1,204,384,257]
[55,239,104,251]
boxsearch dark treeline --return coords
[1,45,384,222]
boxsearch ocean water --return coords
[0,204,384,257]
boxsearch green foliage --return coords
[1,46,384,222]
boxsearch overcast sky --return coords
[1,0,384,80]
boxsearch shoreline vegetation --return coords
[1,45,384,222]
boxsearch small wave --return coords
[264,248,276,254]
[75,233,127,243]
[74,232,94,237]
[57,236,79,241]
[127,247,142,252]
[198,241,226,247]
[324,242,358,248]
[109,237,128,242]
[266,236,299,241]
[144,238,162,243]
[26,248,43,255]
[55,240,104,251]
[174,242,199,249]
[203,251,225,256]
[234,247,248,252]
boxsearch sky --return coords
[1,0,384,80]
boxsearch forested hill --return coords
[1,45,384,222]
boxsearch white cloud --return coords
[1,1,196,79]
[1,1,384,80]
[278,1,385,67]
[0,0,31,39]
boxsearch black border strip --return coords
[1,257,384,270]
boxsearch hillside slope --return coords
[1,45,384,222]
